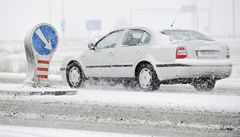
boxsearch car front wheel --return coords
[192,77,215,91]
[66,62,84,88]
[137,64,160,91]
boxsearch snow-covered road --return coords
[1,85,240,113]
[0,72,240,136]
[0,87,240,137]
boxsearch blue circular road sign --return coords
[32,24,58,55]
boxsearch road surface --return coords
[0,73,239,136]
[0,88,239,137]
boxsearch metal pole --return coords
[62,0,65,42]
[62,0,65,20]
[130,10,133,25]
[49,0,52,22]
[195,0,199,30]
[232,0,236,39]
[208,0,213,36]
[192,0,196,29]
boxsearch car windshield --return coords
[161,30,214,41]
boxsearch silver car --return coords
[60,26,232,91]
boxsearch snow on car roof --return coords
[113,26,164,44]
[115,25,163,32]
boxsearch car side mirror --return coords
[88,43,95,50]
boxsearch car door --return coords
[111,29,152,77]
[83,30,124,77]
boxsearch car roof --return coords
[115,25,160,32]
[107,26,204,45]
[115,26,199,33]
[111,26,163,44]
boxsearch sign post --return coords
[24,23,59,87]
[86,20,102,40]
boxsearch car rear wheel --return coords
[192,77,215,91]
[66,62,84,88]
[136,64,160,91]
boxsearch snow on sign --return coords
[24,23,59,87]
[32,25,58,55]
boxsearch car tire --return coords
[66,62,84,88]
[136,64,160,91]
[192,77,215,91]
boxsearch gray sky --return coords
[0,0,239,40]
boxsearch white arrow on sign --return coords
[35,28,52,51]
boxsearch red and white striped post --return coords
[36,59,49,79]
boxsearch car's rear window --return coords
[161,30,214,41]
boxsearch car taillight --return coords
[176,47,187,59]
[226,48,230,59]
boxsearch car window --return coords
[122,29,151,46]
[140,32,151,44]
[161,30,214,41]
[95,30,123,49]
